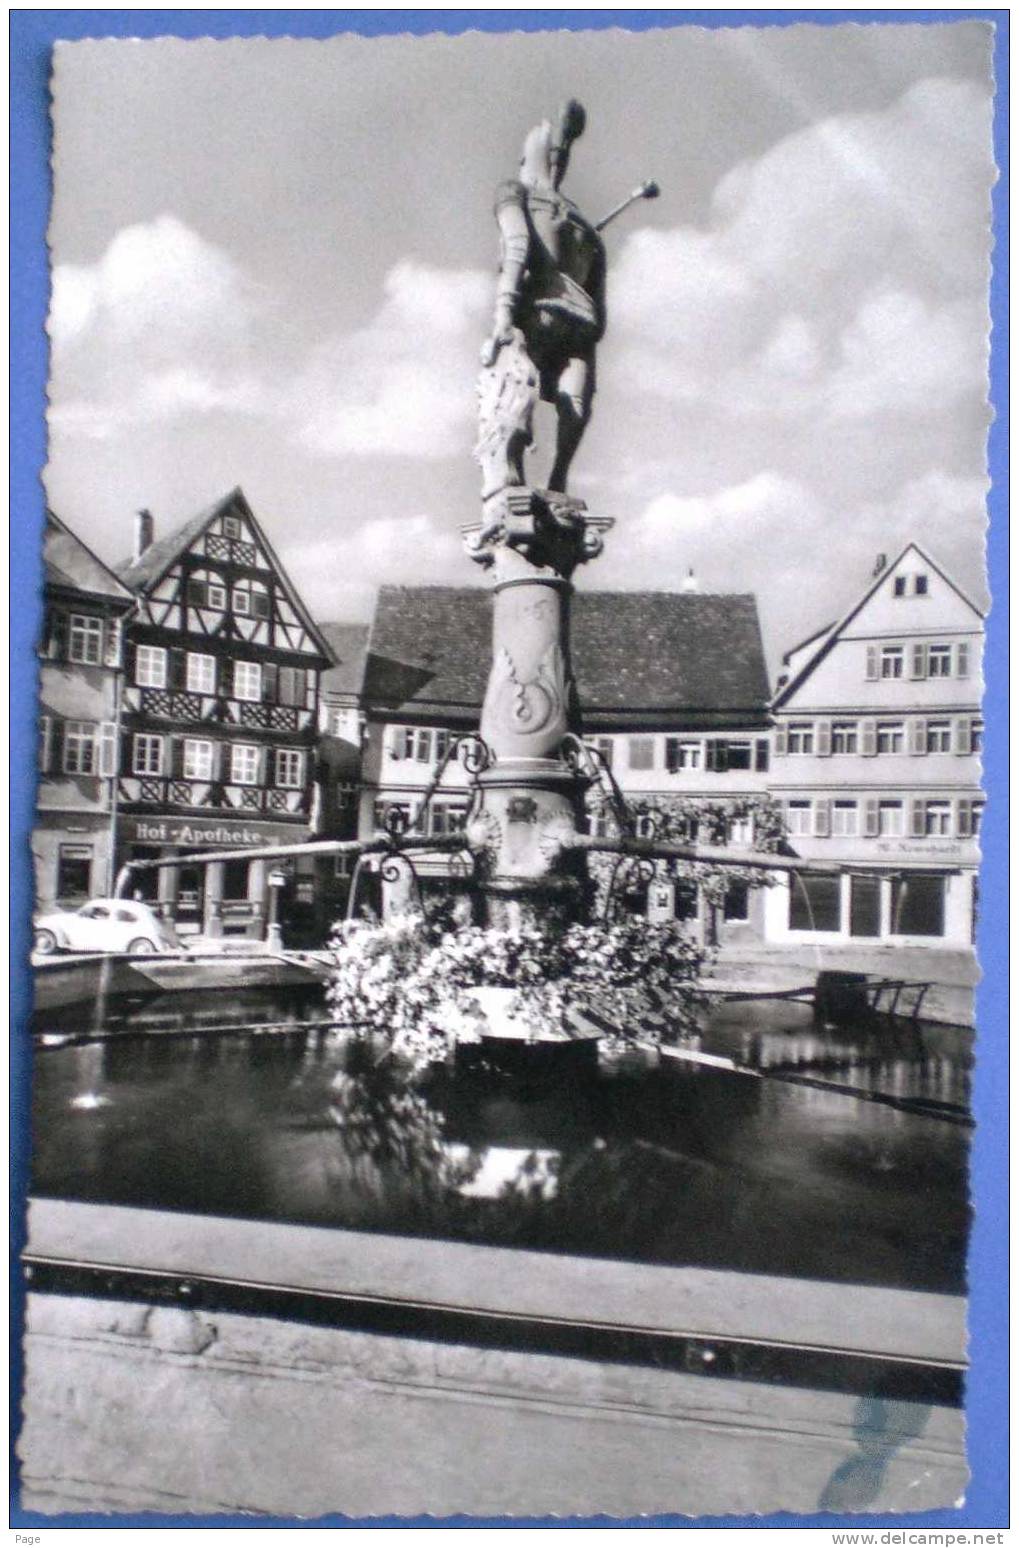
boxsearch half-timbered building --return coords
[115,489,332,938]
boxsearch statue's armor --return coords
[494,179,606,395]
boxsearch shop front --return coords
[118,816,314,941]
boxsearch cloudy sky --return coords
[47,21,995,668]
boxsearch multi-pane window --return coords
[222,516,242,539]
[628,738,655,771]
[924,801,952,836]
[429,803,467,837]
[926,720,952,753]
[787,723,814,755]
[374,800,412,831]
[135,645,167,688]
[186,653,216,693]
[68,614,103,664]
[232,586,250,615]
[832,800,858,836]
[186,572,227,609]
[231,744,260,785]
[831,722,858,754]
[880,645,904,679]
[233,581,270,618]
[665,739,701,772]
[183,739,214,780]
[785,800,812,836]
[275,749,304,788]
[233,661,262,702]
[389,727,450,763]
[64,721,97,774]
[927,644,952,677]
[878,800,904,836]
[876,721,904,754]
[132,734,163,775]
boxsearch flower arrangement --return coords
[326,912,706,1069]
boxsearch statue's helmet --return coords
[518,100,586,190]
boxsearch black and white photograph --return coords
[17,16,998,1522]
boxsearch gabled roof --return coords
[319,622,370,697]
[44,511,134,607]
[364,586,771,726]
[773,541,986,709]
[116,486,333,661]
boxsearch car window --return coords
[113,908,138,923]
[79,904,111,919]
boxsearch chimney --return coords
[872,552,887,577]
[681,567,699,593]
[134,508,154,561]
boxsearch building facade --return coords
[34,513,135,911]
[313,621,370,928]
[766,544,985,948]
[114,489,332,938]
[357,585,776,940]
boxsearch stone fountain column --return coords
[464,487,612,931]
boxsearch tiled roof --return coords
[115,490,240,592]
[364,586,770,727]
[44,512,134,605]
[319,622,371,696]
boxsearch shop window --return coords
[789,873,841,932]
[135,645,167,688]
[57,844,92,900]
[722,882,749,922]
[186,653,216,694]
[831,721,858,754]
[628,738,655,771]
[891,873,945,937]
[64,721,97,775]
[68,614,103,665]
[880,645,904,679]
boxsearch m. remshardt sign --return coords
[124,818,308,849]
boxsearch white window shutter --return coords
[861,719,877,757]
[816,720,831,757]
[38,714,52,773]
[863,798,880,837]
[865,646,878,681]
[953,717,971,754]
[98,721,119,777]
[910,643,927,679]
[955,642,970,678]
[955,799,972,839]
[910,718,927,755]
[814,799,831,837]
[910,799,926,838]
[773,724,787,757]
[390,726,406,760]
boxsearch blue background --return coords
[10,7,1009,1530]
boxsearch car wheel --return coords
[34,928,58,955]
[127,937,157,956]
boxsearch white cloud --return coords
[290,260,490,460]
[292,508,466,619]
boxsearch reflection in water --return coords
[31,991,971,1293]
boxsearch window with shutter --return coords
[97,722,118,778]
[909,718,927,755]
[910,643,927,679]
[865,645,878,681]
[860,720,877,757]
[863,798,880,837]
[816,721,831,757]
[68,615,103,666]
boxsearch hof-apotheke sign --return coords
[124,817,309,849]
